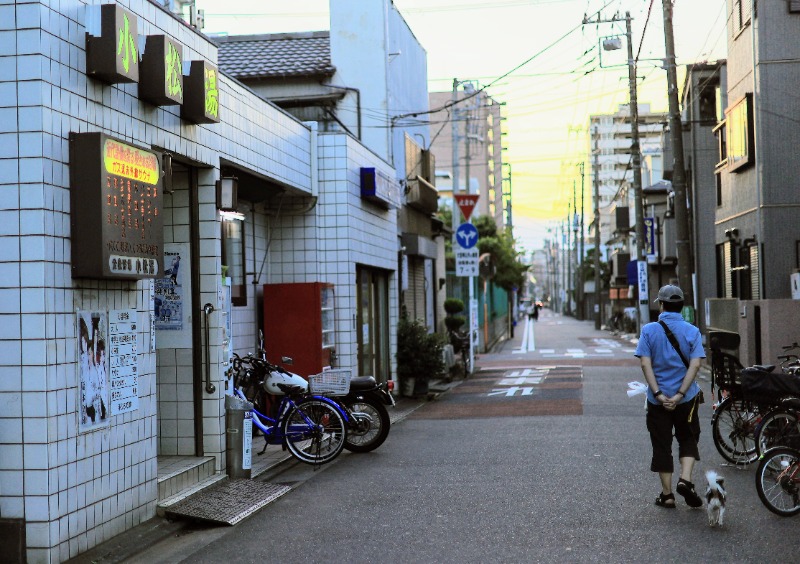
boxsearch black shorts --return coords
[646,397,701,473]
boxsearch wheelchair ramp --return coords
[164,479,291,526]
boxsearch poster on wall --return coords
[155,242,192,349]
[77,311,109,432]
[155,244,186,330]
[109,309,139,416]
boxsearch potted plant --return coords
[443,298,466,349]
[396,310,446,397]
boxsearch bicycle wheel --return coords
[281,398,347,465]
[756,409,800,458]
[755,447,800,517]
[711,396,760,465]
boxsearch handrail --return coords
[203,303,216,394]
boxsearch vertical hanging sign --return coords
[109,309,139,415]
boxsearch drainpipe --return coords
[322,83,361,140]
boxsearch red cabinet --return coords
[263,282,335,377]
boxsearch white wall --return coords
[0,1,312,561]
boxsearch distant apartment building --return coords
[589,103,667,264]
[429,86,505,229]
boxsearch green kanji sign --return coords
[140,35,184,106]
[86,4,139,84]
[182,60,221,124]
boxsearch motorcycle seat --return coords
[349,376,377,391]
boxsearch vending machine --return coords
[263,282,335,378]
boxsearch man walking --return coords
[635,285,705,509]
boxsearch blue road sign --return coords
[455,223,479,249]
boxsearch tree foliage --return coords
[436,206,528,292]
[472,215,528,292]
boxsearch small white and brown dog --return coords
[705,470,726,527]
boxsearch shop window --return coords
[725,94,754,173]
[222,217,247,306]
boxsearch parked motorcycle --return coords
[340,375,394,453]
[236,332,394,454]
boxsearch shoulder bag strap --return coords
[658,320,690,368]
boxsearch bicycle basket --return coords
[309,369,351,396]
[711,351,743,392]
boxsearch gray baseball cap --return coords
[654,284,684,303]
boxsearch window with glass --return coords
[221,217,246,306]
[725,94,753,173]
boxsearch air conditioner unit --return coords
[612,252,630,285]
[612,206,630,233]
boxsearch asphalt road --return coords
[133,311,799,563]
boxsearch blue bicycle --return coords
[231,352,349,465]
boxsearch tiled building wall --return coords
[0,1,314,562]
[263,133,399,376]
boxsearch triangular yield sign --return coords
[456,194,479,221]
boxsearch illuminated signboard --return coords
[69,132,163,280]
[181,60,221,124]
[86,4,140,84]
[140,35,184,106]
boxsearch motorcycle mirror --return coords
[281,356,294,365]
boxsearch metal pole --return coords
[567,203,572,316]
[593,129,602,329]
[451,79,461,234]
[661,1,694,312]
[579,162,585,321]
[625,12,649,329]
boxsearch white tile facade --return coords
[240,133,399,375]
[0,1,320,562]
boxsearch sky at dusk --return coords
[195,0,729,255]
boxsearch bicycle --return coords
[230,352,349,465]
[448,328,474,377]
[751,346,800,457]
[755,446,800,516]
[709,341,800,465]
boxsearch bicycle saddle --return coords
[750,364,776,372]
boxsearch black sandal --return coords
[655,492,676,508]
[676,479,703,508]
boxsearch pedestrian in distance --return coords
[634,284,706,509]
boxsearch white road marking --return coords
[488,386,535,397]
[498,377,543,386]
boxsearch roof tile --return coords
[214,31,336,79]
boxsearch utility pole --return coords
[579,162,585,321]
[566,203,572,316]
[572,180,579,319]
[592,129,602,329]
[583,11,648,329]
[661,1,693,317]
[625,12,649,329]
[451,79,461,235]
